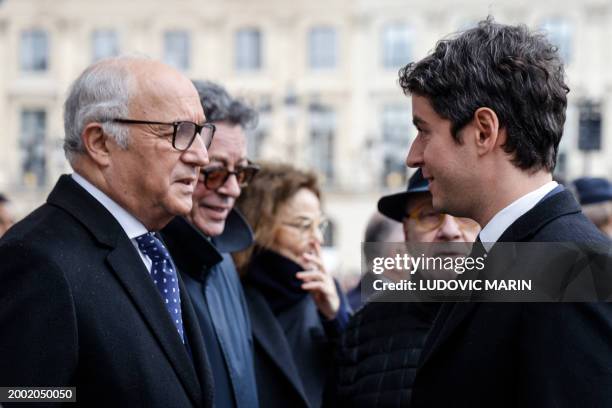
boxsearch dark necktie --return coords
[135,232,185,343]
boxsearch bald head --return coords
[63,56,209,231]
[128,59,203,123]
[63,56,203,165]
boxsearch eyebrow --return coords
[208,156,248,166]
[412,116,427,128]
[294,215,312,221]
[292,214,324,221]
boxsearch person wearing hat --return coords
[328,169,479,407]
[378,169,479,244]
[573,177,612,238]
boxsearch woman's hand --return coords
[296,243,340,320]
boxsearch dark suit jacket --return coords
[162,213,259,408]
[412,189,612,408]
[0,175,214,407]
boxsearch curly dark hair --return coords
[191,80,258,129]
[398,16,569,172]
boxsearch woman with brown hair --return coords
[234,162,350,408]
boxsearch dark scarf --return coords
[245,248,308,315]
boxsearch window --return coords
[246,108,270,160]
[247,126,267,160]
[381,105,412,187]
[163,31,191,71]
[309,105,335,184]
[541,18,572,64]
[322,218,335,247]
[554,102,579,181]
[20,110,47,188]
[382,23,412,69]
[20,30,49,72]
[92,30,119,61]
[308,26,337,69]
[577,100,602,151]
[235,28,262,71]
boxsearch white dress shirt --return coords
[72,172,153,271]
[479,180,559,251]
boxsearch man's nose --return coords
[436,215,463,241]
[217,172,241,198]
[406,137,424,168]
[183,132,209,167]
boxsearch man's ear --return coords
[473,107,501,155]
[81,122,112,166]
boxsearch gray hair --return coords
[191,80,258,129]
[63,56,144,164]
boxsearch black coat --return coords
[162,212,260,408]
[411,189,612,408]
[332,299,440,407]
[0,175,214,407]
[243,285,312,408]
[242,249,351,408]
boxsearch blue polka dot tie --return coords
[135,232,185,343]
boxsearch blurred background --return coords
[0,0,611,282]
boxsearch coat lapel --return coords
[418,301,478,369]
[497,189,579,243]
[419,189,580,370]
[161,217,221,408]
[106,245,203,407]
[244,286,310,407]
[48,175,204,407]
[178,272,214,408]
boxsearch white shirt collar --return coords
[71,172,149,239]
[479,180,558,250]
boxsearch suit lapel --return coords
[178,272,214,408]
[419,189,580,370]
[107,233,203,407]
[497,189,579,243]
[48,175,204,406]
[418,301,478,369]
[244,286,310,406]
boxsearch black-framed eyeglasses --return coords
[111,119,215,151]
[200,163,260,190]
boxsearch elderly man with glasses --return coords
[161,80,260,408]
[0,56,214,406]
[330,169,480,407]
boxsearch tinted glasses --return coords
[112,119,215,151]
[408,203,480,232]
[200,163,260,190]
